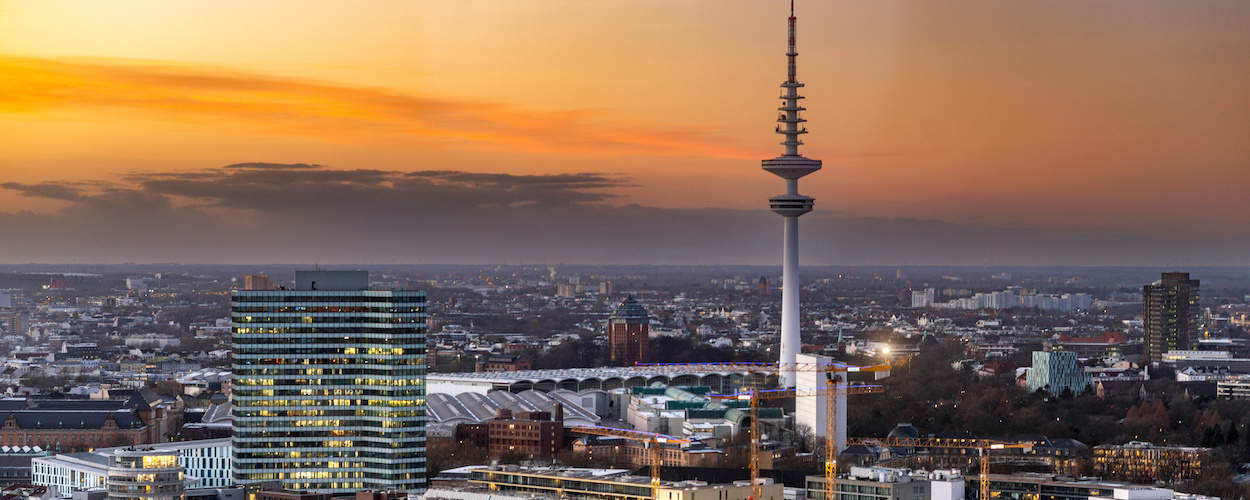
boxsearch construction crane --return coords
[845,436,1033,500]
[707,385,883,500]
[567,425,691,500]
[638,361,891,500]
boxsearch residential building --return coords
[1144,272,1201,364]
[232,270,427,493]
[1025,351,1092,396]
[487,407,562,460]
[608,297,649,366]
[106,448,185,500]
[1092,441,1210,483]
[911,289,935,309]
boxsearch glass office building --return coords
[232,271,426,493]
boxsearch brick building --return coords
[608,296,649,366]
[487,406,564,460]
[475,354,531,372]
[0,395,168,452]
[571,436,741,469]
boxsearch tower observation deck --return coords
[763,0,822,387]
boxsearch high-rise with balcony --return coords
[1143,272,1200,363]
[232,270,427,493]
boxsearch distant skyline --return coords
[3,1,1249,264]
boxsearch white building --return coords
[911,289,936,308]
[106,448,185,500]
[795,353,847,452]
[124,334,181,349]
[32,438,231,494]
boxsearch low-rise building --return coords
[31,438,230,494]
[1092,441,1210,483]
[804,467,946,500]
[967,472,1217,500]
[1217,379,1250,399]
[465,466,783,500]
[105,448,184,500]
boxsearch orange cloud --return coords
[0,55,762,159]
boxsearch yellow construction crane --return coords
[567,425,691,500]
[707,384,883,500]
[638,361,891,500]
[845,436,1032,500]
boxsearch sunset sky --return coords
[2,1,1249,264]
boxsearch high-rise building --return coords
[107,448,185,500]
[232,270,427,493]
[910,288,935,308]
[608,296,649,366]
[1143,272,1200,363]
[764,0,823,387]
[243,274,273,291]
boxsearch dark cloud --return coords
[223,162,323,170]
[132,164,628,212]
[1,182,85,202]
[2,164,1249,265]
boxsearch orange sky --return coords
[2,0,1249,237]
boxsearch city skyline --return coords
[3,0,1250,265]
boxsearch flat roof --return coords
[428,366,756,385]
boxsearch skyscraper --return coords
[1143,272,1201,363]
[232,270,427,493]
[608,295,649,366]
[763,0,822,387]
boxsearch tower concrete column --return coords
[780,216,800,387]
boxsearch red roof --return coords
[1057,331,1128,344]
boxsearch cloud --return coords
[127,163,627,212]
[0,56,760,159]
[223,162,323,170]
[0,182,85,202]
[2,164,1249,265]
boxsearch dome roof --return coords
[611,296,648,323]
[888,423,920,439]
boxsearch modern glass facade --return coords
[231,271,427,493]
[107,449,186,500]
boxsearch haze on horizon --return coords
[2,1,1248,265]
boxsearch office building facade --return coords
[232,271,427,493]
[107,448,186,500]
[1092,441,1209,483]
[1025,351,1092,397]
[1144,272,1201,363]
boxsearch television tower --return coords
[763,0,821,387]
